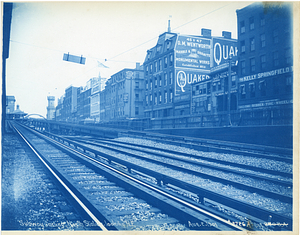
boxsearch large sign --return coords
[175,70,210,96]
[239,66,293,82]
[175,36,211,70]
[212,38,238,67]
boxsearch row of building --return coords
[47,2,293,125]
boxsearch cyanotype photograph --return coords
[2,1,298,234]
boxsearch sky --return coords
[6,1,254,117]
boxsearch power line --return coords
[108,3,232,61]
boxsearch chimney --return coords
[201,28,211,38]
[222,31,232,39]
[168,20,171,33]
[136,62,140,70]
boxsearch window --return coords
[164,57,168,68]
[250,58,255,72]
[170,54,173,66]
[260,16,265,26]
[146,95,148,105]
[260,55,266,70]
[240,85,246,99]
[212,82,216,92]
[135,82,139,88]
[241,40,245,53]
[164,90,168,103]
[159,60,162,71]
[240,20,245,34]
[135,107,139,115]
[154,93,157,105]
[150,94,152,104]
[155,77,157,88]
[150,64,153,74]
[285,48,292,64]
[169,89,173,102]
[150,79,152,90]
[207,82,211,94]
[135,93,139,100]
[273,51,279,67]
[273,30,279,44]
[164,73,168,86]
[249,17,254,30]
[259,80,266,96]
[159,92,162,103]
[249,82,255,97]
[146,80,148,90]
[241,60,246,75]
[218,81,222,91]
[169,72,173,85]
[260,34,265,48]
[286,76,292,92]
[250,37,255,51]
[146,66,148,75]
[231,75,236,87]
[154,61,157,73]
[273,77,279,94]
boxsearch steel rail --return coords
[15,123,293,230]
[72,137,292,186]
[21,124,292,229]
[14,122,247,231]
[11,123,108,231]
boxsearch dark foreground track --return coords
[11,122,248,231]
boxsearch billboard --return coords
[212,38,238,67]
[175,69,210,96]
[175,35,211,70]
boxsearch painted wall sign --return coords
[175,35,211,70]
[239,66,293,82]
[212,38,238,67]
[175,70,210,96]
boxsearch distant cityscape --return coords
[7,2,293,127]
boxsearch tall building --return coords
[236,2,293,125]
[6,95,15,114]
[90,75,104,123]
[100,63,144,121]
[76,86,91,123]
[143,27,238,119]
[63,86,78,122]
[46,96,55,120]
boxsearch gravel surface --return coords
[79,139,292,218]
[92,141,292,196]
[116,137,292,173]
[102,140,292,183]
[2,134,87,231]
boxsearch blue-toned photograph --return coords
[2,1,297,233]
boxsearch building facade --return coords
[100,63,144,121]
[143,28,238,119]
[46,96,55,120]
[63,86,78,122]
[236,2,293,125]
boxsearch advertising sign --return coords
[175,70,210,96]
[212,38,238,67]
[175,35,211,70]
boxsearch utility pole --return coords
[227,56,232,126]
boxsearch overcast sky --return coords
[6,1,254,117]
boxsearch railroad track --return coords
[19,122,294,231]
[11,122,250,231]
[120,131,293,163]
